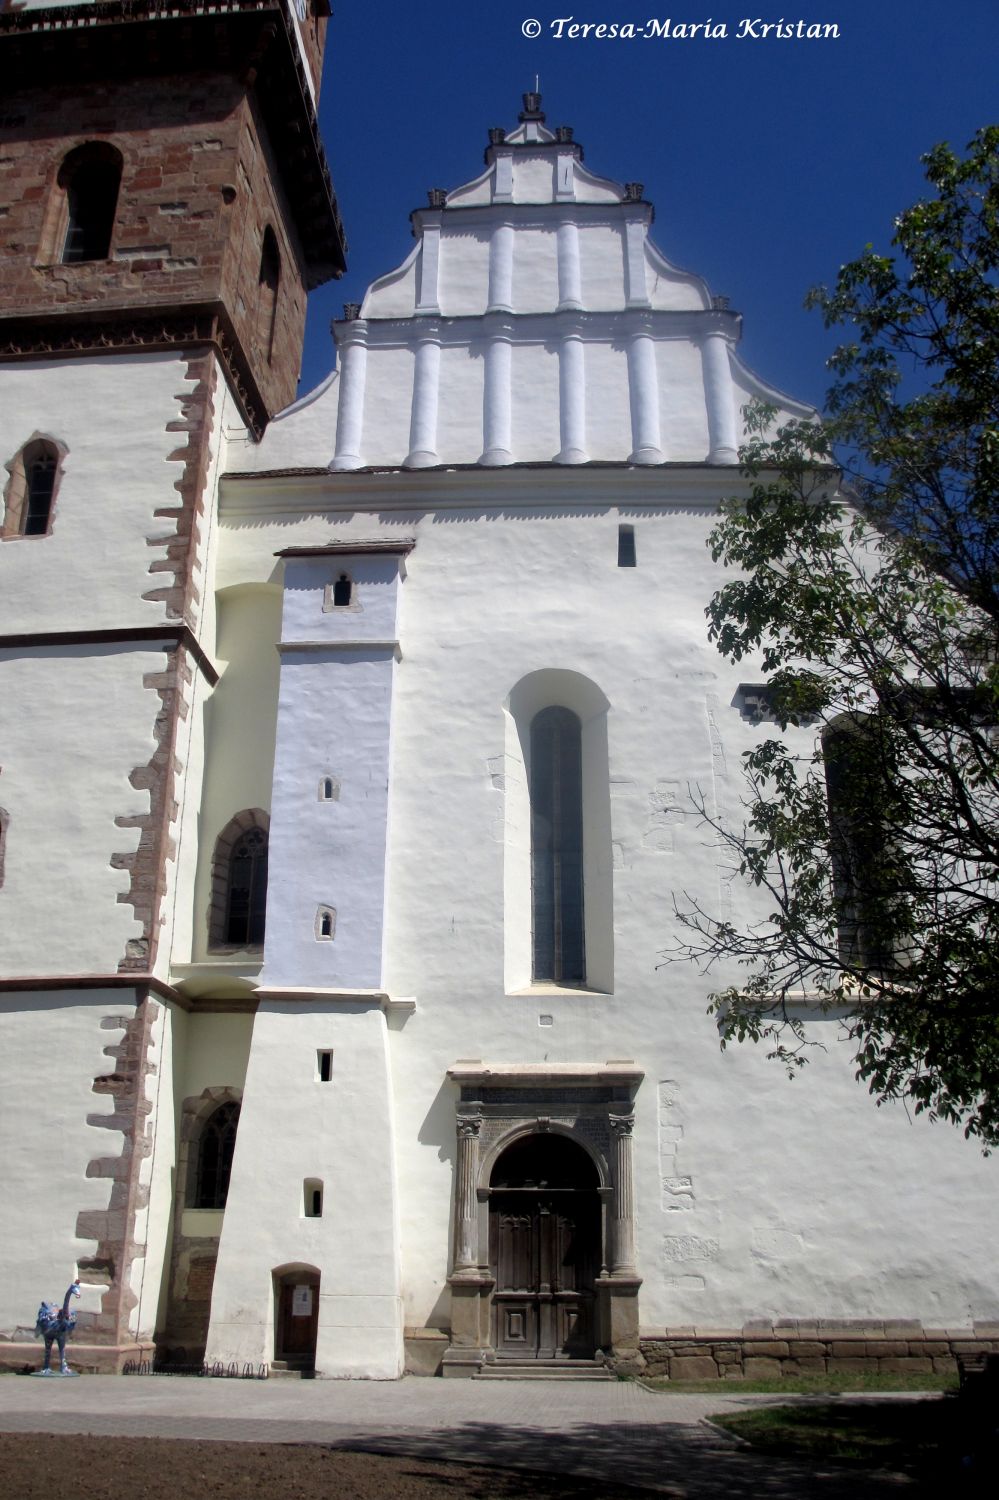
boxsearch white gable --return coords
[315,96,812,475]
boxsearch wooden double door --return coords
[490,1187,600,1359]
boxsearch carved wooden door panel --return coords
[490,1191,597,1359]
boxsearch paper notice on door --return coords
[292,1285,313,1317]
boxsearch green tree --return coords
[674,127,999,1145]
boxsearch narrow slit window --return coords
[317,1050,334,1083]
[617,524,636,567]
[304,1178,324,1218]
[530,706,586,984]
[257,225,281,362]
[333,574,352,607]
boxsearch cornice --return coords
[0,624,220,687]
[332,307,739,349]
[0,302,269,438]
[0,972,183,1005]
[218,460,761,517]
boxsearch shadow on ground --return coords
[333,1419,918,1497]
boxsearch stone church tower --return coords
[2,29,998,1380]
[0,1,344,1368]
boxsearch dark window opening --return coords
[61,146,122,264]
[23,446,56,535]
[824,719,902,972]
[194,1101,240,1210]
[318,1050,333,1082]
[257,226,281,362]
[332,574,352,607]
[319,909,333,938]
[225,827,268,946]
[617,524,636,567]
[531,706,586,984]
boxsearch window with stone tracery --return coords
[208,809,270,950]
[193,1101,240,1210]
[2,435,65,539]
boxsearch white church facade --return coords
[1,2,997,1381]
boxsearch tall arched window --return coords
[257,225,281,363]
[531,707,586,984]
[59,143,123,264]
[193,1101,240,1209]
[208,809,270,950]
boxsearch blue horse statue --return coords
[35,1280,81,1375]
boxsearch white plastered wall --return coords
[0,993,135,1337]
[205,1002,403,1377]
[0,645,163,973]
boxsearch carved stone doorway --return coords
[489,1133,599,1359]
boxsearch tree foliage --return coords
[674,127,999,1145]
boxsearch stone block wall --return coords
[639,1321,999,1379]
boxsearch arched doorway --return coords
[489,1132,600,1360]
[273,1266,319,1372]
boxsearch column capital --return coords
[609,1112,636,1137]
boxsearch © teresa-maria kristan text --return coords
[522,18,842,40]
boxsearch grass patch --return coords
[709,1398,957,1474]
[642,1370,957,1395]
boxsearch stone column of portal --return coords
[701,322,739,463]
[556,325,588,464]
[487,223,514,313]
[609,1112,637,1275]
[405,325,441,468]
[626,319,663,464]
[453,1113,483,1270]
[556,220,583,311]
[330,323,368,471]
[480,320,514,466]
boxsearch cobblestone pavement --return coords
[0,1374,921,1496]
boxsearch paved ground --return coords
[0,1373,924,1496]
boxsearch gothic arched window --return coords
[2,436,65,540]
[59,143,123,264]
[208,809,270,950]
[193,1101,240,1210]
[531,707,586,984]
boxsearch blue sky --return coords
[302,1,997,411]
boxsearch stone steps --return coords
[475,1360,615,1382]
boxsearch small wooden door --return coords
[276,1275,319,1364]
[490,1188,599,1359]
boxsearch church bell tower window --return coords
[59,143,123,264]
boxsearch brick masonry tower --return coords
[0,2,344,1369]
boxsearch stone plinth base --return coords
[640,1321,999,1381]
[404,1327,450,1376]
